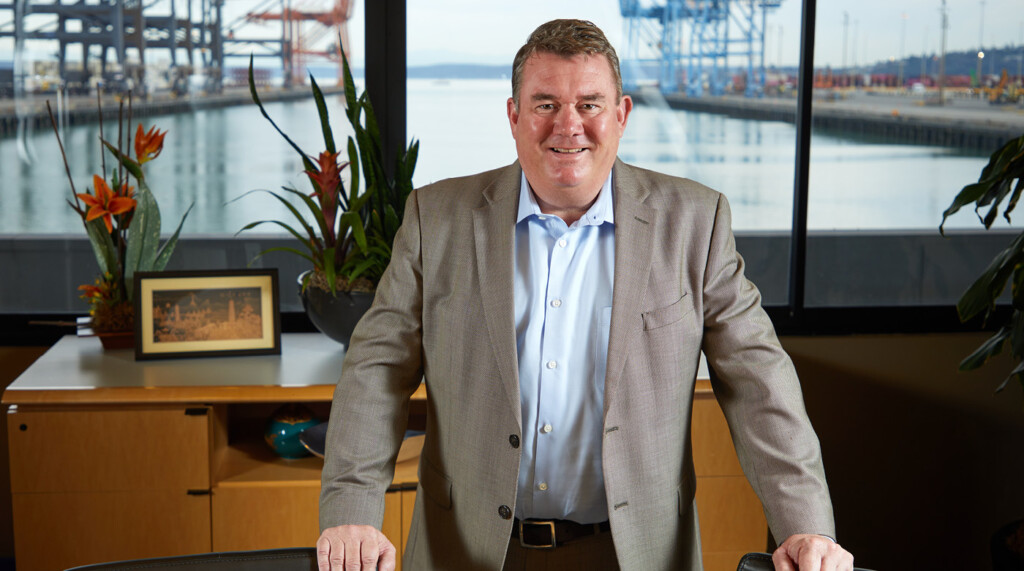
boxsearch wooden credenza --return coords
[4,334,765,571]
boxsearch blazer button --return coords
[509,434,520,448]
[498,505,512,520]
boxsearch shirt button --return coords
[541,424,553,434]
[550,299,562,308]
[538,482,548,491]
[557,239,567,247]
[509,434,520,448]
[498,505,512,519]
[546,361,557,369]
[538,215,547,221]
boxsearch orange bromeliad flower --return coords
[135,124,167,164]
[306,150,342,238]
[306,151,341,198]
[77,175,138,233]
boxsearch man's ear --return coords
[507,97,519,137]
[617,95,633,131]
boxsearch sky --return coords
[1,0,1022,71]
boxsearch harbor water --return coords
[0,78,996,235]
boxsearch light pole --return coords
[977,51,985,90]
[977,0,986,87]
[899,13,907,88]
[939,0,947,105]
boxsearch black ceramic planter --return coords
[297,272,374,347]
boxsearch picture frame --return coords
[133,269,280,360]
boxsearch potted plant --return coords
[48,96,192,348]
[939,131,1024,570]
[237,53,418,345]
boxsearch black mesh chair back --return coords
[737,551,874,571]
[64,548,317,571]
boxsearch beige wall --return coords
[784,333,1024,570]
[1,335,1022,568]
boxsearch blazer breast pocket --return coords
[642,293,694,331]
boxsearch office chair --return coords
[64,548,317,571]
[738,552,874,571]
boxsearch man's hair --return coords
[511,19,623,109]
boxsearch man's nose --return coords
[553,106,583,137]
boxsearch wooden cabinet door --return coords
[7,407,212,570]
[12,490,211,571]
[8,407,211,493]
[692,395,769,571]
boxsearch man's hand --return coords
[316,525,396,571]
[772,534,854,571]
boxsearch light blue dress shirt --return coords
[513,171,615,524]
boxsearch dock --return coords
[629,89,1024,150]
[0,84,346,138]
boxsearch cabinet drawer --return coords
[12,490,211,571]
[8,407,210,493]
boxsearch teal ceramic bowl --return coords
[264,404,321,459]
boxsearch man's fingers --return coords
[378,536,398,571]
[772,545,798,571]
[316,534,335,571]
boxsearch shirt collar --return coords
[516,170,615,227]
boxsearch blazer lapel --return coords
[472,163,523,427]
[605,161,655,416]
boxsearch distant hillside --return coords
[860,45,1023,78]
[406,64,510,79]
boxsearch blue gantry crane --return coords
[620,0,781,97]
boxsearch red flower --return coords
[77,175,137,233]
[306,151,343,238]
[135,124,167,164]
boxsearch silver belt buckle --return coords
[519,519,557,549]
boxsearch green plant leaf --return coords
[996,358,1024,393]
[153,202,194,271]
[960,326,1011,371]
[102,140,144,182]
[247,55,317,173]
[956,231,1024,322]
[309,73,336,155]
[248,246,318,268]
[123,179,162,301]
[83,217,118,276]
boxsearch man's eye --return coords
[537,104,555,111]
[580,104,598,111]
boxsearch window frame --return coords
[0,0,1002,346]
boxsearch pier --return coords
[630,88,1024,150]
[0,84,344,138]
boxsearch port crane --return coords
[619,0,780,97]
[237,0,353,87]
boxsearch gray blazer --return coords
[320,159,835,571]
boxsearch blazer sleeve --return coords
[699,193,837,542]
[319,188,426,531]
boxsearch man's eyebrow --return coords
[529,93,607,102]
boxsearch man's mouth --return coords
[551,148,585,154]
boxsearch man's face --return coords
[507,52,632,214]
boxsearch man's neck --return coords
[531,189,599,227]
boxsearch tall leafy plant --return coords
[238,51,418,293]
[940,133,1024,395]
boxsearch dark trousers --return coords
[503,530,620,571]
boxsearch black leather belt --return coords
[512,518,612,549]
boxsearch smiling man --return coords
[316,19,854,571]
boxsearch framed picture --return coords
[133,269,280,360]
